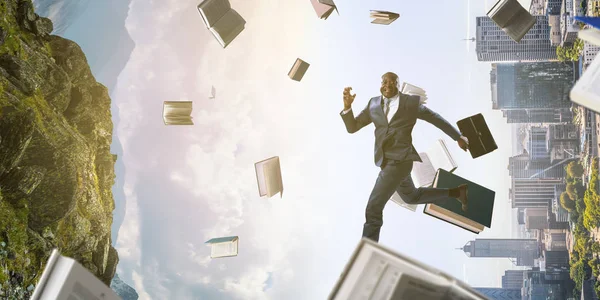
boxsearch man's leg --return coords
[397,166,466,207]
[362,160,412,242]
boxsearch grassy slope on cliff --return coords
[0,0,118,297]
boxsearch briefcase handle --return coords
[469,119,487,152]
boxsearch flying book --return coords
[163,101,193,125]
[205,236,239,258]
[30,249,121,300]
[310,0,338,20]
[570,53,600,114]
[487,0,536,42]
[197,0,246,48]
[411,139,458,188]
[329,238,488,300]
[390,192,418,212]
[370,10,400,25]
[400,82,426,97]
[575,16,600,30]
[255,156,284,198]
[578,28,600,46]
[457,113,497,159]
[209,85,216,99]
[288,58,310,81]
[424,169,495,234]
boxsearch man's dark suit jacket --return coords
[341,93,462,167]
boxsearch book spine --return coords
[422,210,480,234]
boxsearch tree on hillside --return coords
[567,161,585,178]
[561,192,576,211]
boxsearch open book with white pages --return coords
[329,239,488,300]
[31,249,121,300]
[391,139,458,212]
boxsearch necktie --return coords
[384,98,390,119]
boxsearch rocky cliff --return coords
[0,0,118,297]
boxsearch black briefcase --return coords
[457,113,498,159]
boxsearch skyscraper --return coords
[461,239,540,266]
[502,108,572,123]
[508,152,565,179]
[529,126,550,161]
[474,288,521,300]
[525,207,549,229]
[490,62,574,110]
[510,178,563,208]
[502,270,526,289]
[546,0,562,15]
[476,16,557,62]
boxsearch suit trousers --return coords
[362,159,450,242]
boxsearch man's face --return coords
[380,74,399,98]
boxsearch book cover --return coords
[424,169,495,229]
[575,16,600,30]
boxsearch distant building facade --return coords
[476,16,557,62]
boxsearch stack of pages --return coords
[255,156,284,198]
[31,249,121,300]
[370,10,400,25]
[570,19,600,112]
[163,101,193,125]
[391,139,458,212]
[329,239,488,300]
[205,236,239,258]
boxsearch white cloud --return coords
[223,267,271,300]
[132,270,151,300]
[115,183,141,262]
[112,0,339,298]
[188,243,211,268]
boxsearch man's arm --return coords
[340,101,372,134]
[417,104,461,141]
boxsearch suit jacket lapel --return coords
[377,96,388,125]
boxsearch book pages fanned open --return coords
[389,192,418,212]
[31,249,121,300]
[197,0,246,48]
[400,82,426,97]
[205,236,239,258]
[570,54,600,114]
[163,101,193,125]
[410,139,458,189]
[255,156,284,198]
[328,239,487,300]
[487,0,536,42]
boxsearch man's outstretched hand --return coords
[458,136,469,152]
[343,87,356,110]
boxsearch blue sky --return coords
[58,0,533,299]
